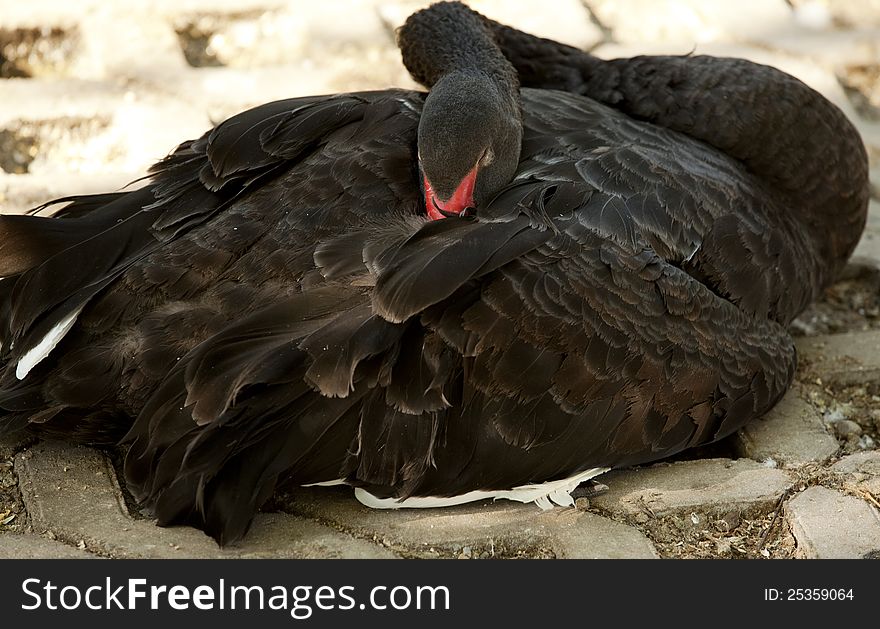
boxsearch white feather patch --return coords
[353,467,609,510]
[16,306,84,380]
[301,479,347,487]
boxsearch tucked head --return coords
[418,71,522,220]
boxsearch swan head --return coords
[418,70,522,220]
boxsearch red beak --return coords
[424,165,477,220]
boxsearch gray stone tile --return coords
[735,389,839,467]
[588,0,795,46]
[0,533,100,559]
[548,510,659,558]
[789,0,880,29]
[831,451,880,475]
[590,458,794,519]
[797,331,880,386]
[785,486,880,558]
[852,201,880,263]
[15,440,396,558]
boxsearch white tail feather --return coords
[353,467,609,510]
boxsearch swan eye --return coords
[480,147,494,167]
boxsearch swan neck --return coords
[397,2,520,99]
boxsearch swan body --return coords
[0,3,868,543]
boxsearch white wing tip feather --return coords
[301,479,348,487]
[15,307,84,380]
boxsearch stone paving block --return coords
[301,1,394,48]
[241,513,398,559]
[586,0,794,45]
[171,3,395,73]
[15,440,397,559]
[0,173,145,215]
[547,510,659,559]
[753,21,880,66]
[797,331,880,386]
[784,486,880,558]
[852,202,880,262]
[1,1,288,31]
[283,485,658,558]
[860,121,880,158]
[589,459,794,519]
[0,80,129,128]
[153,0,288,14]
[0,533,101,559]
[76,12,188,80]
[802,31,880,66]
[831,451,880,475]
[0,5,189,80]
[792,0,880,29]
[832,453,880,503]
[0,82,211,179]
[735,388,839,467]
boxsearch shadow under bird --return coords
[0,2,869,544]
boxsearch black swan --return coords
[0,2,869,544]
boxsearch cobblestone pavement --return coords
[1,0,879,558]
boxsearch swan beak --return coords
[424,165,477,220]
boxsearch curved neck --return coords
[398,2,520,96]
